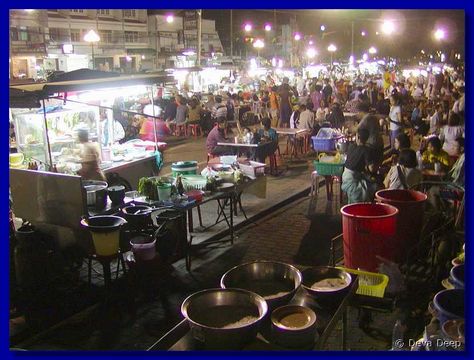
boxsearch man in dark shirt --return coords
[342,128,378,203]
[206,117,234,156]
[322,78,333,107]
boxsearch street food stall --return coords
[10,72,174,189]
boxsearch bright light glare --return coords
[381,20,395,35]
[368,46,377,54]
[434,29,445,40]
[84,29,100,43]
[294,33,301,41]
[361,31,366,36]
[309,40,314,45]
[244,23,252,32]
[253,39,264,49]
[349,55,354,64]
[272,58,277,67]
[320,25,326,31]
[264,24,272,31]
[278,59,283,68]
[166,15,174,23]
[327,44,337,52]
[306,48,317,59]
[362,53,368,61]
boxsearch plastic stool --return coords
[175,124,187,136]
[188,123,202,137]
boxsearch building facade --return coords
[10,9,150,79]
[148,12,224,69]
[10,9,225,80]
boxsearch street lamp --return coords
[166,14,174,23]
[368,46,377,55]
[320,25,326,32]
[253,38,264,61]
[84,29,100,69]
[434,28,445,40]
[264,23,272,32]
[306,47,317,59]
[361,31,366,36]
[381,20,395,35]
[244,23,252,32]
[327,44,337,72]
[294,33,301,41]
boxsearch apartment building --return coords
[10,9,150,79]
[10,9,225,79]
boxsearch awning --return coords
[10,73,175,97]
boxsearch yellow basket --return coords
[337,267,389,298]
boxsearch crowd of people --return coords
[108,65,465,206]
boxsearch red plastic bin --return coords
[375,189,427,262]
[341,203,399,272]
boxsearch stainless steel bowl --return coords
[301,266,352,302]
[271,305,318,348]
[181,288,268,350]
[220,261,302,310]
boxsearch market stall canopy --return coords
[10,72,175,108]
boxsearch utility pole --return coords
[351,21,354,60]
[230,10,233,61]
[197,9,202,67]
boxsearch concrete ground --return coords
[13,131,401,351]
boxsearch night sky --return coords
[150,9,465,60]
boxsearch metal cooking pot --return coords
[220,261,302,311]
[181,288,268,350]
[122,205,153,229]
[83,180,108,210]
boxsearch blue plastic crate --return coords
[312,136,336,151]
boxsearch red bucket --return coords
[341,203,398,272]
[375,189,427,262]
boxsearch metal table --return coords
[147,275,358,351]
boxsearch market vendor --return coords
[206,117,235,156]
[76,128,106,181]
[341,128,378,204]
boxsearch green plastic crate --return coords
[313,160,345,176]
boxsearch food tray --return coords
[338,267,389,298]
[238,161,266,179]
[313,160,344,177]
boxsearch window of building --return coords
[99,30,112,43]
[49,28,69,42]
[97,9,110,16]
[70,29,81,42]
[70,9,84,13]
[124,31,139,43]
[10,27,29,41]
[122,10,136,18]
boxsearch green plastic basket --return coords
[313,160,345,176]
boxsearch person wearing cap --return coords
[76,128,106,181]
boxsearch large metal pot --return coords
[220,261,302,311]
[122,205,153,229]
[83,180,108,210]
[181,288,268,350]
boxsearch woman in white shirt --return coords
[388,94,403,148]
[440,112,464,157]
[384,149,422,190]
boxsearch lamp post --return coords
[84,29,100,70]
[253,39,264,65]
[327,44,337,73]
